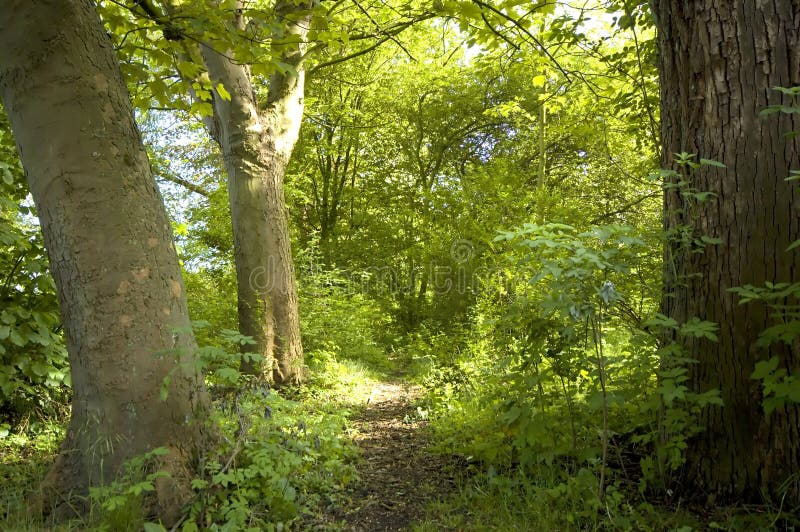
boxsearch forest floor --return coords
[308,379,462,531]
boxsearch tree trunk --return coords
[201,0,309,384]
[0,0,210,522]
[654,0,800,502]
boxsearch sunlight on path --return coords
[313,380,459,531]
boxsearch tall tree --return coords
[115,0,430,383]
[197,0,310,384]
[654,0,800,501]
[0,0,210,521]
[116,0,316,383]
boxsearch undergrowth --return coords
[406,222,799,531]
[2,225,799,530]
[0,332,388,531]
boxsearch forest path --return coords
[313,380,460,531]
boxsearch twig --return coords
[631,23,659,147]
[351,0,418,62]
[471,0,571,82]
[157,172,212,197]
[1,252,25,298]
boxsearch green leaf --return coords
[700,158,726,168]
[773,86,800,96]
[751,357,780,380]
[657,367,687,379]
[176,61,201,79]
[693,191,717,202]
[585,391,623,411]
[129,481,155,496]
[242,352,263,363]
[275,62,298,77]
[182,521,200,532]
[643,313,679,330]
[761,105,800,116]
[216,83,231,101]
[143,523,167,532]
[30,362,49,377]
[679,318,719,341]
[760,106,783,116]
[215,366,240,384]
[787,378,800,403]
[211,470,234,487]
[657,379,686,405]
[190,101,214,117]
[146,446,170,457]
[500,405,522,425]
[29,332,51,346]
[763,396,783,415]
[160,375,171,401]
[698,389,724,407]
[535,0,556,14]
[700,235,723,245]
[9,330,25,347]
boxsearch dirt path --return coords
[314,381,460,531]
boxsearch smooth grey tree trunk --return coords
[200,0,309,384]
[0,0,210,522]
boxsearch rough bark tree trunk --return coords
[0,0,210,522]
[201,1,309,384]
[654,0,800,502]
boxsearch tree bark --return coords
[654,0,800,502]
[201,0,309,384]
[0,0,210,522]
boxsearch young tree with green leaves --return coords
[0,0,210,522]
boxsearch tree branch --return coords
[471,0,571,82]
[156,172,212,197]
[308,35,392,76]
[351,0,417,62]
[307,13,433,76]
[589,191,660,224]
